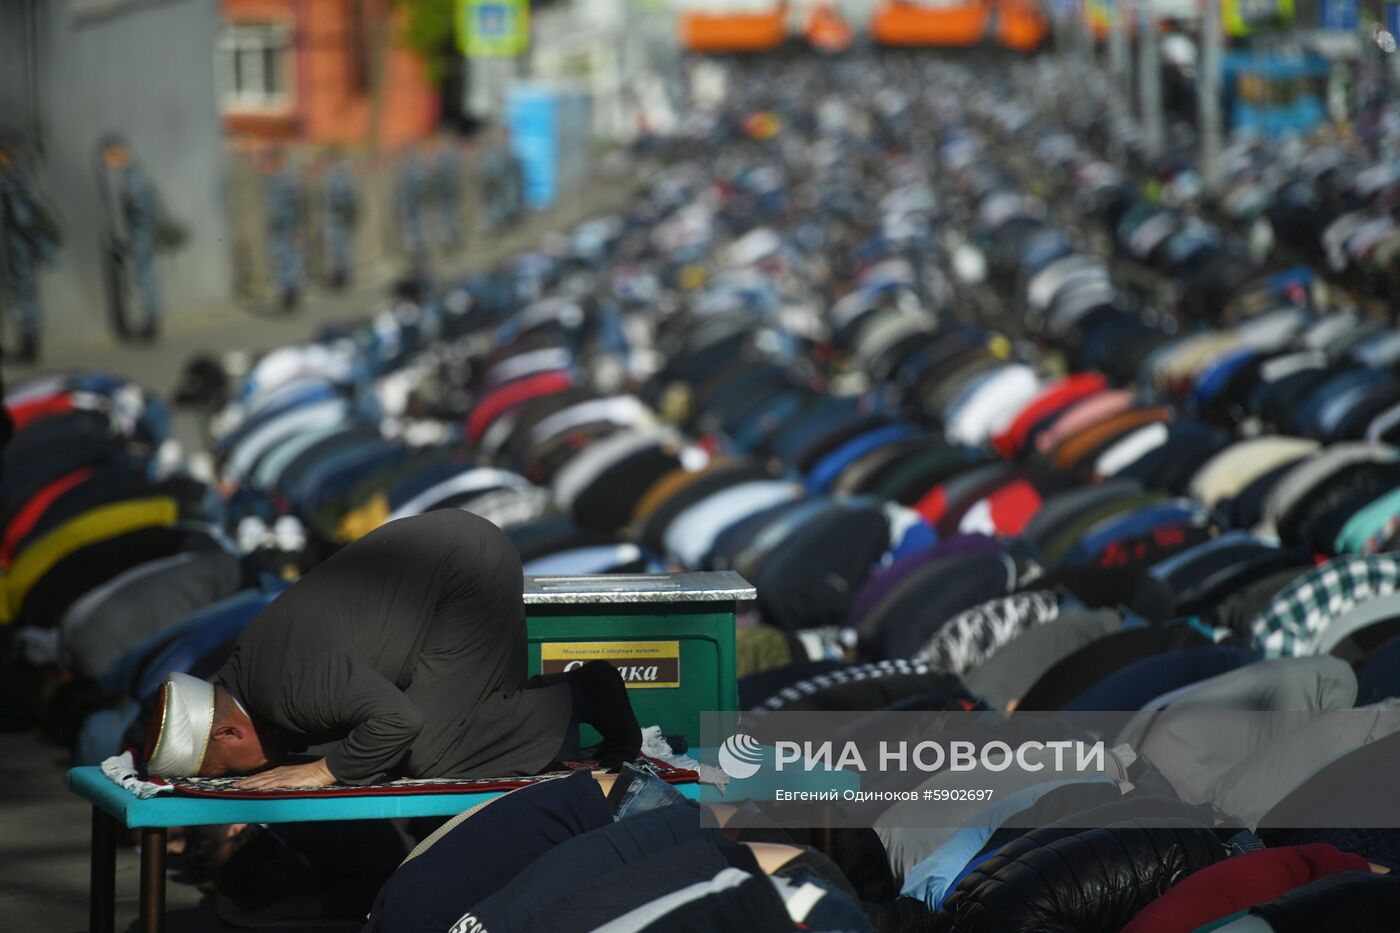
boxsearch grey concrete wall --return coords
[0,5,43,144]
[1,0,231,337]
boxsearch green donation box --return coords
[524,571,755,749]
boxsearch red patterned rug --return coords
[154,756,696,800]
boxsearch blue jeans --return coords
[611,764,691,821]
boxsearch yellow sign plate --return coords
[540,641,681,689]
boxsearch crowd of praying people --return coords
[5,54,1400,931]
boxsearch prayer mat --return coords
[102,749,695,800]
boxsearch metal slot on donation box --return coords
[525,571,755,749]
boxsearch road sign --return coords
[1223,0,1294,37]
[457,0,530,57]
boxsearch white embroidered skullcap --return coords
[146,672,216,777]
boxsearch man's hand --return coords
[233,758,337,790]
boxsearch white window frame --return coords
[216,22,295,114]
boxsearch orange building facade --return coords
[220,0,441,147]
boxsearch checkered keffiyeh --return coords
[914,590,1061,673]
[1249,554,1400,657]
[753,659,933,712]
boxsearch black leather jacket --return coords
[937,817,1227,933]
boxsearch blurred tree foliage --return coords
[397,0,457,85]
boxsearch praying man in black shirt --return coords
[146,510,640,789]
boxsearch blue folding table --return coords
[67,571,757,933]
[68,766,702,933]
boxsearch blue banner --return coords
[1318,0,1359,30]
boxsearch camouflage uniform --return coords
[266,166,307,309]
[322,161,357,288]
[118,160,162,330]
[430,144,463,251]
[0,159,57,352]
[399,153,432,265]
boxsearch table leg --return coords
[138,827,167,933]
[90,808,118,933]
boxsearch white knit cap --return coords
[146,672,216,777]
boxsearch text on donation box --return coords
[540,641,681,688]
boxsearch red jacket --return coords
[1122,844,1370,933]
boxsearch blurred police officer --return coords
[264,148,307,312]
[395,146,433,296]
[478,129,515,234]
[0,130,58,363]
[319,149,358,291]
[396,146,430,264]
[97,134,167,342]
[429,134,463,252]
